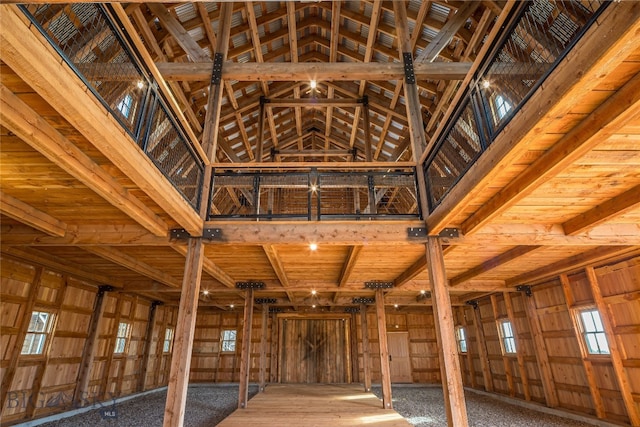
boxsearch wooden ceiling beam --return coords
[171,244,235,288]
[449,245,542,287]
[562,184,640,235]
[263,244,296,304]
[0,85,169,237]
[83,246,181,287]
[415,1,480,63]
[155,61,472,82]
[147,3,210,62]
[0,191,67,237]
[393,256,427,288]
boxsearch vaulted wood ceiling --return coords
[1,1,639,312]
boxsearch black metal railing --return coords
[208,168,421,221]
[21,4,204,210]
[424,0,608,211]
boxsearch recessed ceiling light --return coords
[420,290,426,294]
[311,289,317,295]
[310,79,317,89]
[202,290,209,296]
[482,80,491,89]
[137,81,145,89]
[394,304,399,308]
[309,243,318,251]
[230,304,234,308]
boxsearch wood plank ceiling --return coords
[1,1,639,312]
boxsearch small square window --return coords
[163,328,174,353]
[116,94,133,118]
[114,322,131,354]
[221,329,237,353]
[498,320,517,354]
[455,326,467,353]
[578,309,610,355]
[21,311,55,355]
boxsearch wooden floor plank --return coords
[217,384,411,426]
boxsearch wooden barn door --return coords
[388,332,412,383]
[280,318,348,383]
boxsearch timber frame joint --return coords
[211,52,224,85]
[353,297,375,304]
[402,52,416,84]
[236,281,265,289]
[364,281,394,289]
[516,285,533,297]
[170,228,222,241]
[466,300,479,309]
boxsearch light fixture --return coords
[394,304,399,308]
[202,290,209,296]
[310,79,317,89]
[230,304,234,309]
[482,80,491,89]
[137,81,145,89]
[420,290,426,295]
[309,243,318,251]
[310,184,318,192]
[312,304,317,308]
[311,289,317,295]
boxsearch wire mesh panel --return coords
[145,97,203,209]
[258,174,310,218]
[479,0,604,135]
[318,174,369,217]
[373,174,419,216]
[425,100,483,209]
[24,4,147,138]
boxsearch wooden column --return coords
[559,273,606,419]
[350,312,360,383]
[362,101,373,162]
[256,101,266,162]
[375,289,392,409]
[426,237,469,426]
[431,297,453,425]
[238,289,255,409]
[137,300,160,393]
[73,285,109,406]
[360,304,372,392]
[0,266,43,412]
[470,303,494,392]
[269,312,278,383]
[503,292,531,401]
[163,238,205,427]
[586,267,640,426]
[259,303,268,392]
[521,289,559,407]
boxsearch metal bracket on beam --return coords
[466,300,479,309]
[211,52,224,85]
[516,285,533,297]
[360,95,368,106]
[255,298,277,304]
[269,307,284,313]
[344,307,360,313]
[97,285,114,296]
[236,281,265,289]
[438,228,460,238]
[151,300,164,308]
[203,228,222,240]
[402,52,416,84]
[170,228,190,241]
[407,227,427,238]
[364,281,394,289]
[353,297,375,305]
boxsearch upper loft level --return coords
[5,1,631,227]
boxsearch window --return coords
[578,309,610,355]
[21,311,55,355]
[221,329,237,352]
[163,327,174,353]
[495,95,512,119]
[114,322,130,354]
[116,94,133,118]
[498,320,517,354]
[455,326,468,353]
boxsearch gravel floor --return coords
[38,385,258,427]
[372,386,598,427]
[36,384,599,427]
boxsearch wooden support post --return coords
[586,267,640,426]
[426,237,469,426]
[238,289,255,409]
[350,312,360,383]
[269,312,278,383]
[138,300,160,393]
[360,304,372,392]
[256,101,265,162]
[0,266,43,412]
[375,289,393,409]
[362,102,372,162]
[74,285,109,406]
[471,304,494,392]
[431,297,453,426]
[559,273,606,419]
[163,238,204,427]
[503,292,531,401]
[521,290,559,407]
[259,303,268,392]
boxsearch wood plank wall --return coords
[457,256,640,425]
[0,255,176,424]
